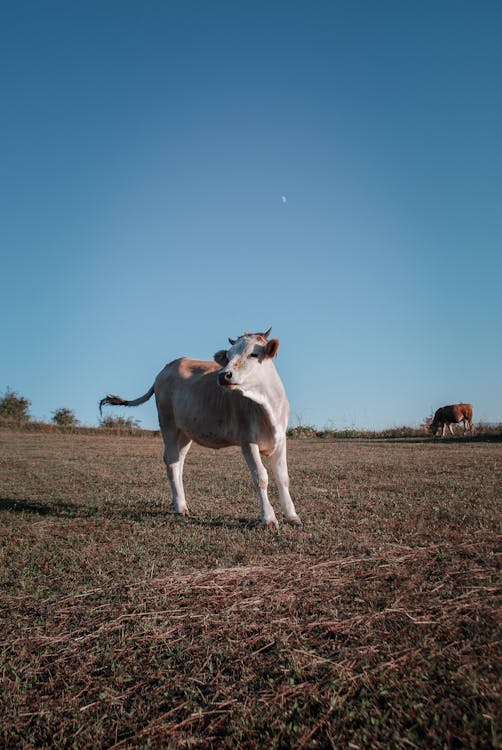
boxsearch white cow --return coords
[100,328,301,528]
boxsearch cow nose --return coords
[218,371,233,385]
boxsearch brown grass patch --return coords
[0,430,500,748]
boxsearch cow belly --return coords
[174,412,233,449]
[191,431,233,449]
[184,422,276,454]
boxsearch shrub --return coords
[287,425,319,439]
[0,388,31,422]
[99,415,141,430]
[52,408,79,427]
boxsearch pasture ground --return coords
[0,429,500,748]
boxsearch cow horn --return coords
[228,337,236,345]
[263,327,272,339]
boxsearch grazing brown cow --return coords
[100,328,301,528]
[429,403,473,437]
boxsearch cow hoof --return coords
[262,519,279,530]
[177,508,190,517]
[286,516,302,527]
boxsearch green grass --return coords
[0,430,500,748]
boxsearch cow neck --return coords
[238,365,286,445]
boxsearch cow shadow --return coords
[0,497,87,518]
[0,497,257,528]
[0,496,167,521]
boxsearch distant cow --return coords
[100,328,301,528]
[429,403,473,437]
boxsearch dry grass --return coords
[1,430,500,748]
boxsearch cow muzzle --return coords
[218,370,234,387]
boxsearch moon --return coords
[281,195,287,204]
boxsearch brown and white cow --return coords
[100,328,301,528]
[429,403,473,437]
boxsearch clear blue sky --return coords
[1,1,501,430]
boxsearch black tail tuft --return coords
[99,395,128,415]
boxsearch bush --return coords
[99,415,141,430]
[287,425,319,439]
[52,408,79,427]
[0,388,31,422]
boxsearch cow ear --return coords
[264,338,280,358]
[228,338,236,345]
[214,350,228,366]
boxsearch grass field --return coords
[1,429,500,748]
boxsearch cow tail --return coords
[99,385,155,415]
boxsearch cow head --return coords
[214,328,280,391]
[428,419,439,435]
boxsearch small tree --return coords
[52,408,79,427]
[99,415,141,430]
[0,388,31,421]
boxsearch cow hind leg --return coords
[161,429,192,516]
[241,443,278,528]
[269,441,301,526]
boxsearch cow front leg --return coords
[269,440,301,526]
[162,432,192,516]
[241,443,278,528]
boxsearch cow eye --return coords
[250,352,259,358]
